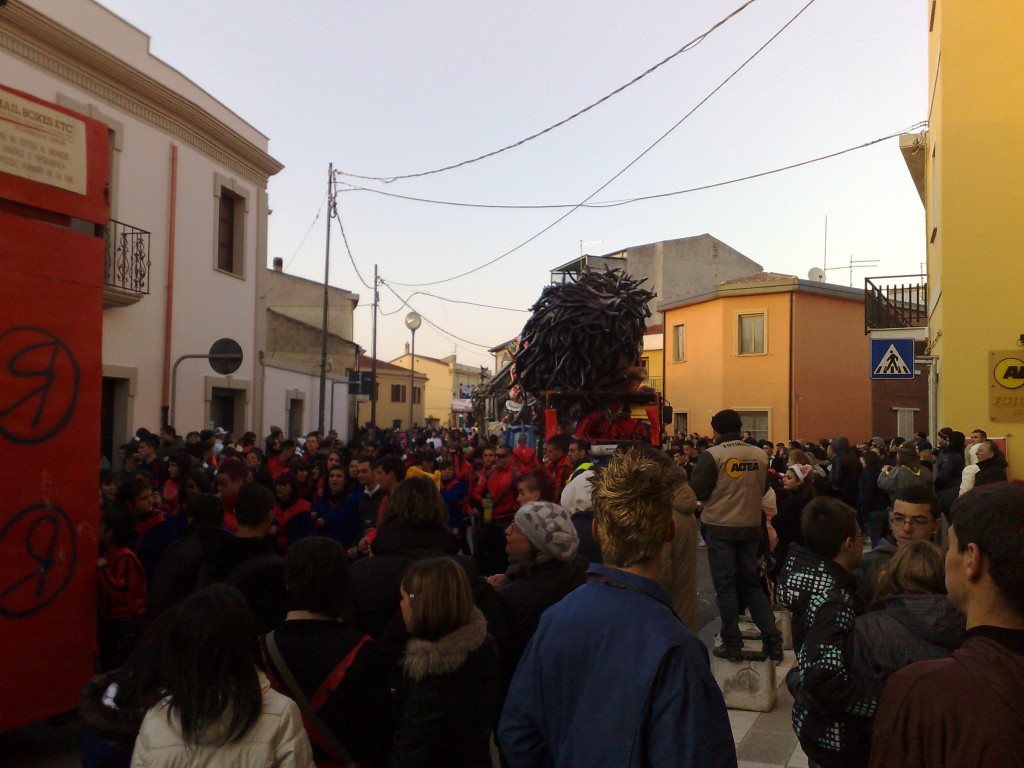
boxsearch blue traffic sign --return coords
[871,338,915,379]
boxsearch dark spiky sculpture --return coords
[511,267,654,427]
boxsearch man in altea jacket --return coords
[689,409,782,662]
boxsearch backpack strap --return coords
[263,630,359,766]
[309,635,371,711]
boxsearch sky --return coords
[95,0,928,369]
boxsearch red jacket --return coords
[545,456,573,497]
[473,464,520,520]
[98,546,146,620]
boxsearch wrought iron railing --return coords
[644,376,663,394]
[104,219,151,294]
[864,275,927,332]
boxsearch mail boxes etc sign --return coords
[0,88,88,195]
[990,351,1024,422]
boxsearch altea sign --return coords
[989,351,1024,422]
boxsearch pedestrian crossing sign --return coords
[871,338,915,379]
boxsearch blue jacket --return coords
[499,564,736,768]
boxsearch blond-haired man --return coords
[499,449,735,768]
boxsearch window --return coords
[736,411,769,442]
[738,313,765,355]
[213,174,248,277]
[391,384,407,403]
[674,413,688,436]
[413,386,422,405]
[672,324,686,362]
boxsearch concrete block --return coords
[739,609,794,650]
[711,654,777,712]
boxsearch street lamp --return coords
[405,311,421,431]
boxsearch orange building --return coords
[661,273,870,443]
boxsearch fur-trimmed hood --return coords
[403,607,488,682]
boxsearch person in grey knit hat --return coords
[513,501,579,565]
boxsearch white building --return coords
[1,0,283,459]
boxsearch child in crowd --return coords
[97,508,147,671]
[780,497,883,768]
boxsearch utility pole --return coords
[318,163,333,434]
[370,264,379,428]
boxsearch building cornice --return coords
[1,2,283,187]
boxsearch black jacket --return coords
[975,454,1009,487]
[495,559,586,681]
[388,609,501,768]
[852,594,964,683]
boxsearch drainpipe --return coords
[161,144,178,428]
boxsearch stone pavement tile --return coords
[787,744,810,767]
[728,708,760,745]
[736,726,799,766]
[739,762,785,768]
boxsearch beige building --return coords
[357,355,427,430]
[1,0,282,458]
[389,351,490,428]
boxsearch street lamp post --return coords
[404,311,421,431]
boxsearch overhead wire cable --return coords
[336,0,761,183]
[376,283,530,315]
[380,281,495,349]
[283,192,327,270]
[388,0,821,288]
[332,199,373,290]
[337,123,928,211]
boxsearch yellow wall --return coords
[927,0,1024,476]
[664,287,870,442]
[664,292,791,439]
[391,354,449,424]
[792,292,871,442]
[356,367,427,429]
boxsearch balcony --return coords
[103,219,151,307]
[643,375,663,395]
[864,275,927,333]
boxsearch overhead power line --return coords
[388,0,822,289]
[333,202,373,290]
[377,282,530,315]
[336,0,761,183]
[283,192,327,270]
[380,281,496,350]
[338,124,927,211]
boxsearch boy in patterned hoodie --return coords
[777,497,882,768]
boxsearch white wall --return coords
[263,361,351,442]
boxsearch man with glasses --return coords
[473,445,519,574]
[855,485,940,603]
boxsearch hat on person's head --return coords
[789,464,814,484]
[870,437,886,452]
[710,409,743,435]
[269,425,283,436]
[938,427,954,440]
[514,501,579,563]
[560,471,595,516]
[896,443,920,463]
[214,427,227,437]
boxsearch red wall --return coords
[0,85,109,730]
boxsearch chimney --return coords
[404,341,410,354]
[272,257,283,272]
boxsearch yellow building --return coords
[661,274,870,442]
[389,351,490,427]
[904,0,1024,477]
[355,355,426,430]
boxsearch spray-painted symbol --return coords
[0,504,77,618]
[0,327,80,445]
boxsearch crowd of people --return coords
[79,414,1022,767]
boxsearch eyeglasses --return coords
[891,513,933,528]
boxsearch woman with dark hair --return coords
[316,465,363,559]
[391,557,501,768]
[182,468,212,507]
[261,538,392,766]
[100,469,119,514]
[163,453,193,536]
[290,458,316,505]
[132,585,313,766]
[80,610,174,768]
[771,464,817,579]
[272,473,314,554]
